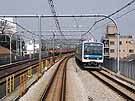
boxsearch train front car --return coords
[82,41,104,68]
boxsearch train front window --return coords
[84,43,103,59]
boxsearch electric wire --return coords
[83,0,135,36]
[48,0,67,42]
[94,7,135,31]
[0,18,39,37]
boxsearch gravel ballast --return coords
[19,57,126,101]
[66,57,88,101]
[71,57,126,101]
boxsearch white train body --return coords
[75,40,104,67]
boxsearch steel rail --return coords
[89,70,135,101]
[0,58,39,99]
[0,55,53,80]
[40,55,72,101]
[0,59,38,79]
[101,67,135,87]
[0,58,37,70]
[0,55,63,99]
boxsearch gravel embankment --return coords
[70,57,126,101]
[66,58,88,101]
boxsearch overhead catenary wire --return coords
[48,0,67,41]
[94,7,135,31]
[83,0,135,36]
[98,0,135,22]
[0,17,50,50]
[48,0,71,48]
[0,17,40,38]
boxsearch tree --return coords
[0,19,17,51]
[0,19,15,35]
[0,35,16,51]
[0,20,7,34]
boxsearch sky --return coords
[0,0,135,41]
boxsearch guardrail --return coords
[0,54,63,100]
[103,58,135,80]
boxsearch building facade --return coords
[102,24,135,59]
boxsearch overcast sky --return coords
[0,0,135,40]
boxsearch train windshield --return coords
[84,43,103,55]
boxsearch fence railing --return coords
[0,54,63,100]
[103,58,135,80]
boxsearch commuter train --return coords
[75,40,104,68]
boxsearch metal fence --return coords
[103,58,135,80]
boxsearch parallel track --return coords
[0,56,52,99]
[0,58,42,99]
[40,55,71,101]
[0,59,39,80]
[89,70,135,101]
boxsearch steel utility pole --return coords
[10,32,16,64]
[52,31,55,57]
[39,15,42,64]
[116,33,120,74]
[33,38,35,58]
[52,31,55,63]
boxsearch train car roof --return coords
[82,40,103,44]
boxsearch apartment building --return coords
[102,24,135,59]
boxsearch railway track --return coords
[0,59,39,79]
[0,55,59,99]
[0,55,55,80]
[0,58,43,99]
[89,69,135,101]
[40,55,71,101]
[0,59,35,70]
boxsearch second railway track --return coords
[0,59,38,79]
[40,55,72,101]
[89,69,135,101]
